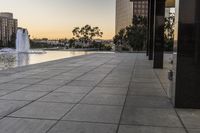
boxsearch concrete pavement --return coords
[0,53,199,133]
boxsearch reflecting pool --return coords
[0,51,94,70]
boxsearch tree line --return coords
[113,14,175,52]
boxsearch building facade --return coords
[0,12,18,47]
[115,0,148,34]
[132,0,148,17]
[116,0,133,34]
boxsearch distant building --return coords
[116,0,133,34]
[115,0,148,34]
[0,12,18,47]
[132,0,148,17]
[32,39,65,46]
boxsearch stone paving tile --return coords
[98,80,130,88]
[8,78,43,84]
[10,102,74,120]
[51,75,77,80]
[0,53,199,133]
[67,80,99,87]
[38,92,85,103]
[125,96,173,108]
[118,125,186,133]
[134,71,155,75]
[128,86,166,96]
[61,72,83,77]
[177,109,200,129]
[26,74,53,79]
[48,121,117,133]
[91,87,128,95]
[63,104,122,123]
[0,89,14,97]
[131,78,160,83]
[55,86,93,94]
[38,79,70,86]
[0,84,29,90]
[188,129,200,133]
[76,74,106,81]
[0,100,29,117]
[0,117,56,133]
[133,74,156,78]
[130,82,162,89]
[21,84,61,92]
[90,70,112,75]
[121,107,182,127]
[104,77,131,82]
[0,77,16,84]
[81,93,126,106]
[0,91,48,101]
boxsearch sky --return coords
[0,0,116,39]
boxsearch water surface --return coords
[0,51,93,70]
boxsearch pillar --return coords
[153,0,165,68]
[172,0,200,108]
[148,0,154,60]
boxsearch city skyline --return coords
[0,0,116,39]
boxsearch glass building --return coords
[0,12,18,47]
[115,0,148,34]
[115,0,133,34]
[133,0,148,17]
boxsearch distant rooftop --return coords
[0,12,13,19]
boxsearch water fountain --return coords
[16,28,30,53]
[0,28,46,70]
[0,28,45,54]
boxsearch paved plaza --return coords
[0,53,199,133]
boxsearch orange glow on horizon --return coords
[0,0,116,40]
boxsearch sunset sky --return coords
[0,0,116,39]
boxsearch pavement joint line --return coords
[60,119,118,125]
[115,54,137,133]
[0,67,75,98]
[73,103,124,107]
[0,55,114,121]
[0,55,108,96]
[14,100,125,107]
[127,94,167,97]
[153,61,189,133]
[122,106,174,109]
[0,53,95,79]
[119,123,186,129]
[6,116,119,125]
[0,54,188,132]
[45,55,126,133]
[124,95,169,98]
[0,55,94,97]
[0,53,102,85]
[6,116,61,121]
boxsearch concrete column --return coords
[148,0,155,60]
[172,0,200,108]
[146,0,150,56]
[153,0,165,68]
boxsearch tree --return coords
[127,16,147,51]
[68,37,76,48]
[113,15,147,51]
[72,25,103,45]
[113,29,126,46]
[72,27,81,39]
[164,13,175,51]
